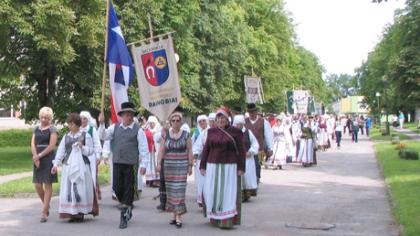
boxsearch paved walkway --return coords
[0,172,32,185]
[392,127,420,141]
[0,135,398,236]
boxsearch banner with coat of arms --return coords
[244,76,264,104]
[131,35,181,122]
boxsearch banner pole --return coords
[100,0,110,114]
[148,13,153,42]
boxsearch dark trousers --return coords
[113,163,136,207]
[352,129,359,143]
[335,131,342,147]
[254,155,261,182]
[159,159,167,208]
[366,127,370,136]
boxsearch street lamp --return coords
[376,92,381,129]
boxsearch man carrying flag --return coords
[99,0,149,229]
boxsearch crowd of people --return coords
[30,102,373,229]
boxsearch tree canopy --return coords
[0,0,331,121]
[356,0,419,116]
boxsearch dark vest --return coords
[245,117,265,151]
[111,123,140,165]
[243,129,251,151]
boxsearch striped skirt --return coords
[163,152,189,215]
[203,163,242,228]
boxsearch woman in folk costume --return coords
[326,115,335,148]
[233,114,259,202]
[200,107,246,229]
[144,116,161,187]
[156,112,193,228]
[301,117,316,167]
[291,115,303,162]
[31,107,58,223]
[79,111,102,200]
[284,116,295,162]
[318,116,328,151]
[51,113,98,222]
[191,114,209,207]
[269,115,288,169]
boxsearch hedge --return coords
[0,128,67,147]
[0,129,33,147]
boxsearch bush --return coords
[0,127,67,148]
[399,149,419,160]
[0,129,32,147]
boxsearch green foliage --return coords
[399,148,419,160]
[0,0,330,120]
[0,129,32,147]
[357,0,420,116]
[375,142,420,236]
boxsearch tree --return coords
[0,0,331,121]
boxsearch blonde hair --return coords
[39,106,53,121]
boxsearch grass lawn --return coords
[0,164,110,198]
[404,123,420,134]
[0,146,33,175]
[375,141,420,236]
[370,127,411,142]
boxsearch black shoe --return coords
[175,220,182,228]
[156,204,164,211]
[169,219,176,225]
[119,211,127,229]
[124,207,132,222]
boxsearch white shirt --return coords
[192,128,209,156]
[248,117,273,150]
[243,128,259,157]
[80,125,102,160]
[98,122,149,168]
[53,130,94,167]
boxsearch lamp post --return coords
[376,92,381,129]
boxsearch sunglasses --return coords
[171,119,181,123]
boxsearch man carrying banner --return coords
[245,103,273,183]
[98,102,149,229]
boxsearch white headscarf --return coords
[208,113,216,121]
[233,115,245,126]
[80,111,97,128]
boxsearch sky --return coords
[284,0,406,76]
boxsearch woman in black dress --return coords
[31,107,58,223]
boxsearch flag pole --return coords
[100,0,110,113]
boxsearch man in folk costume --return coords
[233,114,259,202]
[191,114,209,207]
[98,102,149,229]
[244,103,273,183]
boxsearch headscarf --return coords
[80,111,97,128]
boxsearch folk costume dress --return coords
[53,131,99,219]
[300,124,315,167]
[270,124,288,167]
[192,128,209,206]
[162,129,190,215]
[144,128,159,186]
[241,127,259,200]
[80,125,102,199]
[200,125,246,228]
